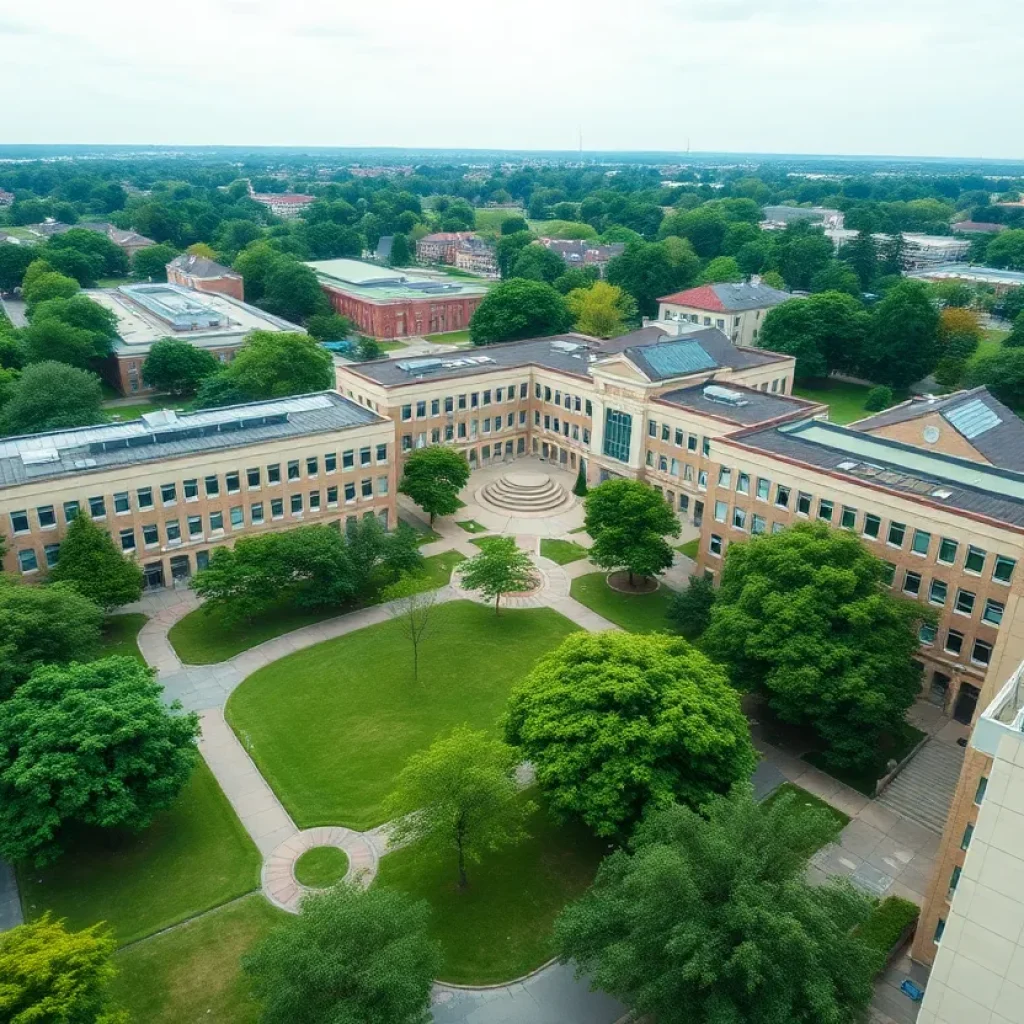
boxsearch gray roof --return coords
[853,388,1024,472]
[658,382,822,426]
[167,254,240,279]
[708,282,792,312]
[620,327,786,381]
[0,392,383,490]
[730,417,1024,529]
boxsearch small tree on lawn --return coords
[702,522,928,771]
[505,631,756,836]
[584,479,680,586]
[0,914,126,1024]
[242,883,441,1024]
[398,446,470,524]
[383,574,441,683]
[459,537,538,615]
[385,726,530,890]
[555,789,877,1024]
[48,514,144,612]
[0,657,199,865]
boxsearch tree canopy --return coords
[605,239,700,318]
[469,279,572,344]
[0,361,104,435]
[48,514,144,611]
[458,536,538,613]
[565,281,636,338]
[859,280,940,389]
[398,445,470,523]
[510,244,566,285]
[965,347,1024,409]
[131,243,178,282]
[142,337,219,395]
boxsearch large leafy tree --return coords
[965,347,1024,408]
[605,239,700,318]
[0,914,125,1024]
[769,221,836,291]
[495,231,535,279]
[0,361,104,435]
[469,279,572,344]
[458,536,538,614]
[859,280,940,389]
[131,244,178,282]
[260,260,330,324]
[47,227,129,278]
[242,884,441,1024]
[506,632,755,836]
[565,281,636,338]
[510,244,566,285]
[555,790,877,1024]
[986,228,1024,270]
[0,577,103,700]
[21,270,80,307]
[0,244,37,292]
[0,657,199,864]
[398,445,470,523]
[702,523,926,769]
[48,514,144,611]
[142,337,219,395]
[385,726,529,889]
[584,479,680,585]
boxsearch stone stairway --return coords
[477,471,575,513]
[877,738,966,835]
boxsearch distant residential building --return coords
[536,238,625,276]
[761,205,844,229]
[416,232,474,265]
[657,281,791,346]
[307,258,488,339]
[454,237,499,277]
[952,221,1007,235]
[824,229,970,270]
[249,191,316,219]
[166,254,245,302]
[907,264,1024,294]
[0,189,13,207]
[20,219,156,258]
[348,166,413,178]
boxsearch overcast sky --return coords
[1,0,1019,159]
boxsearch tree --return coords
[233,241,283,302]
[495,231,534,279]
[305,312,354,342]
[996,287,1024,323]
[761,269,786,290]
[809,261,861,296]
[565,281,636,338]
[584,479,680,586]
[938,306,982,360]
[242,883,441,1024]
[0,243,36,292]
[0,914,125,1024]
[860,280,940,389]
[500,215,529,235]
[770,221,835,291]
[260,261,330,324]
[1,362,104,435]
[383,575,440,683]
[131,243,178,282]
[19,318,111,369]
[554,791,877,1024]
[48,514,144,611]
[389,232,411,267]
[385,726,529,889]
[459,537,538,614]
[1006,311,1024,349]
[398,445,470,524]
[42,247,103,288]
[864,385,894,411]
[21,270,80,307]
[0,657,199,864]
[510,244,566,285]
[666,574,715,640]
[553,265,600,294]
[142,337,219,395]
[30,294,118,339]
[48,228,129,279]
[702,523,927,770]
[572,464,588,497]
[469,279,572,345]
[505,632,756,835]
[840,229,879,290]
[606,240,700,318]
[658,207,727,258]
[965,348,1024,409]
[699,255,743,283]
[186,242,218,259]
[986,229,1024,270]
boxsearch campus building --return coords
[0,393,396,590]
[656,281,792,347]
[536,238,625,275]
[89,282,298,395]
[166,253,245,302]
[249,192,315,218]
[415,232,475,264]
[907,264,1024,294]
[307,258,488,339]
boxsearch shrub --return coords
[855,896,920,967]
[864,385,893,412]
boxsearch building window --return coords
[887,522,906,547]
[432,398,441,415]
[687,434,697,453]
[818,499,833,522]
[954,589,976,616]
[603,409,632,463]
[775,485,790,509]
[376,443,388,463]
[343,450,354,469]
[326,487,338,506]
[972,638,993,666]
[246,467,261,488]
[756,478,770,501]
[863,514,881,539]
[119,529,136,552]
[709,534,723,557]
[983,598,1004,626]
[402,435,412,452]
[919,623,937,645]
[89,496,106,518]
[929,579,948,605]
[714,501,728,522]
[911,529,931,556]
[136,488,153,510]
[378,476,389,496]
[344,482,356,502]
[718,467,732,488]
[308,491,321,511]
[965,545,986,574]
[674,427,684,446]
[205,476,219,497]
[797,492,812,515]
[948,865,961,898]
[287,461,300,481]
[401,404,412,421]
[226,472,240,493]
[732,507,747,531]
[166,519,181,542]
[141,524,158,546]
[751,514,766,535]
[975,776,988,805]
[209,511,224,532]
[841,506,857,530]
[736,472,750,495]
[937,537,958,564]
[305,457,318,476]
[994,555,1017,584]
[961,823,974,850]
[702,437,710,457]
[114,492,131,514]
[271,499,284,519]
[161,483,177,504]
[903,571,921,597]
[934,918,945,944]
[187,515,203,537]
[9,510,29,533]
[230,506,244,527]
[361,479,373,498]
[945,629,964,656]
[18,549,38,573]
[881,561,896,586]
[44,543,60,567]
[290,494,303,515]
[184,478,199,501]
[360,448,372,466]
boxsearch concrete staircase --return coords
[877,738,966,835]
[477,471,575,514]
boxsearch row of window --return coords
[400,383,529,421]
[891,569,1004,625]
[536,412,592,445]
[646,420,712,457]
[917,623,994,667]
[536,383,593,417]
[401,411,529,450]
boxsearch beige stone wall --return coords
[656,303,773,347]
[861,412,993,465]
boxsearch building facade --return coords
[0,394,396,590]
[249,192,315,218]
[657,282,792,347]
[536,238,625,276]
[167,254,245,302]
[454,238,499,277]
[416,232,475,265]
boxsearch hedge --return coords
[856,896,920,966]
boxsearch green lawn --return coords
[225,602,577,831]
[167,551,465,664]
[97,276,133,289]
[470,535,502,551]
[103,395,181,422]
[474,208,524,232]
[570,572,676,633]
[676,539,699,559]
[378,340,407,352]
[110,894,288,1024]
[456,519,488,533]
[18,760,261,945]
[526,219,596,239]
[793,379,880,425]
[97,613,147,664]
[540,539,588,565]
[762,783,850,856]
[803,723,927,796]
[294,847,348,888]
[426,328,473,345]
[378,796,607,984]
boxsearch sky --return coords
[1,0,1020,159]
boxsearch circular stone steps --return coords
[476,471,575,515]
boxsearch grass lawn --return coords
[570,572,676,633]
[474,208,523,232]
[225,602,577,831]
[762,783,850,856]
[456,518,488,533]
[97,276,133,289]
[526,219,596,239]
[167,551,465,664]
[793,379,880,425]
[97,613,147,664]
[676,539,699,558]
[803,723,927,796]
[426,328,473,345]
[294,846,348,887]
[378,340,407,352]
[18,760,261,945]
[470,536,502,551]
[103,395,182,423]
[378,796,607,984]
[540,538,588,565]
[110,894,288,1024]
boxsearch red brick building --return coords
[167,254,245,302]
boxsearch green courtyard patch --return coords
[378,796,607,984]
[793,379,882,425]
[97,613,147,664]
[225,602,577,831]
[167,551,464,664]
[762,783,850,856]
[110,894,288,1024]
[540,538,588,565]
[456,518,488,533]
[676,539,699,559]
[294,847,348,888]
[426,328,473,345]
[18,760,261,945]
[570,572,675,634]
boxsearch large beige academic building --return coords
[0,393,396,589]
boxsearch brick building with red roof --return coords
[656,281,791,347]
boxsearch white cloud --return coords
[0,0,1020,157]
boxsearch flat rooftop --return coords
[90,284,298,356]
[907,264,1024,286]
[657,382,823,426]
[730,417,1024,529]
[0,392,384,489]
[306,259,489,302]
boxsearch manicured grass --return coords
[474,208,524,232]
[294,846,348,888]
[570,572,676,633]
[540,538,588,565]
[793,379,880,425]
[470,535,501,551]
[97,613,147,665]
[378,339,407,352]
[676,539,699,558]
[97,276,133,289]
[456,518,488,533]
[225,602,577,830]
[18,760,261,945]
[762,783,850,855]
[167,551,465,664]
[426,328,473,345]
[803,723,927,796]
[109,894,288,1024]
[377,796,607,984]
[103,395,181,422]
[568,525,589,535]
[526,219,596,239]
